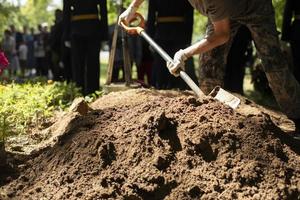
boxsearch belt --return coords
[156,16,185,23]
[295,15,300,20]
[71,14,99,21]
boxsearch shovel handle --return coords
[119,13,206,98]
[120,12,145,35]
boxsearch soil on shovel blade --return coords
[1,89,300,200]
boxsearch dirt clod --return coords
[69,97,90,115]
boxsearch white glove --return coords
[167,49,188,77]
[118,5,138,26]
[64,41,71,48]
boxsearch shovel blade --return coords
[209,86,240,109]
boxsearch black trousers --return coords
[62,46,72,82]
[151,40,197,90]
[71,35,101,95]
[291,40,300,83]
[35,57,48,77]
[224,26,252,95]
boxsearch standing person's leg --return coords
[137,61,145,82]
[290,40,300,83]
[159,41,175,89]
[151,40,171,90]
[50,51,60,81]
[41,57,48,77]
[85,38,101,95]
[62,46,72,82]
[246,3,300,120]
[112,60,122,82]
[199,20,241,94]
[151,53,167,89]
[35,57,42,76]
[144,61,153,85]
[19,60,25,77]
[224,26,252,94]
[71,35,86,94]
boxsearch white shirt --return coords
[19,44,28,60]
[34,40,46,58]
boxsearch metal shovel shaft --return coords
[140,31,205,98]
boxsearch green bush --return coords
[0,80,81,141]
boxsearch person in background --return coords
[10,25,23,50]
[63,0,108,95]
[27,28,36,76]
[224,25,252,95]
[18,40,28,77]
[61,28,72,82]
[34,24,47,77]
[42,25,52,79]
[137,36,153,86]
[22,26,35,76]
[2,30,14,68]
[128,34,143,82]
[146,0,197,90]
[2,29,19,77]
[282,0,300,83]
[9,25,22,78]
[50,9,65,81]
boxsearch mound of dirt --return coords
[1,89,300,199]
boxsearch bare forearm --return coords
[130,0,144,8]
[184,33,229,58]
[182,18,230,57]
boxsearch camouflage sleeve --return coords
[204,0,229,22]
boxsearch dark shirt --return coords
[63,0,108,40]
[147,0,193,44]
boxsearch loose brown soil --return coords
[1,89,300,200]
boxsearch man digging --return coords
[118,0,300,139]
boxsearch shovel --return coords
[120,13,240,109]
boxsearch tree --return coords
[0,0,55,40]
[0,0,18,40]
[20,0,54,29]
[0,0,286,42]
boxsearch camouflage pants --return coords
[199,0,300,119]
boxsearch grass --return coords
[0,79,81,141]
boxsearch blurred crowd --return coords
[0,9,70,82]
[0,0,299,98]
